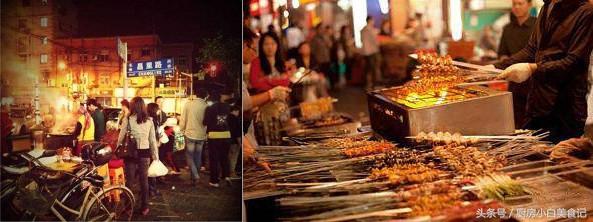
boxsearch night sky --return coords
[73,0,241,44]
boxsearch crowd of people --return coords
[245,12,437,94]
[63,86,242,216]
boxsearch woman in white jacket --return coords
[117,97,159,216]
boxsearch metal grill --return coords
[378,86,489,109]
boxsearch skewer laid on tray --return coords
[409,53,503,74]
[407,130,549,144]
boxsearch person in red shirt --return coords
[249,32,293,93]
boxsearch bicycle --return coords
[4,143,135,221]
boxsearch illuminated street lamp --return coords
[58,61,67,70]
[209,64,218,78]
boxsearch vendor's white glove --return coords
[496,63,536,83]
[268,86,291,101]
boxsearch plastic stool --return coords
[96,164,111,188]
[108,167,126,202]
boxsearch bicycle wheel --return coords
[82,186,135,221]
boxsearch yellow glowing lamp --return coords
[58,62,67,70]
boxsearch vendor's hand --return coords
[243,136,255,161]
[268,86,291,101]
[243,146,254,161]
[550,138,593,161]
[496,63,536,83]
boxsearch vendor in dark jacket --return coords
[87,99,106,142]
[495,0,593,143]
[203,90,232,187]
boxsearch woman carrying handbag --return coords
[116,97,159,216]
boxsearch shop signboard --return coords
[156,87,186,97]
[127,58,174,77]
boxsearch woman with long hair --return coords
[249,32,293,93]
[294,41,329,101]
[295,41,318,71]
[117,97,159,216]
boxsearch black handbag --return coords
[115,116,138,159]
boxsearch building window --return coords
[18,37,27,53]
[99,74,110,85]
[42,70,50,81]
[40,54,48,64]
[23,0,31,7]
[41,0,48,6]
[98,54,109,62]
[41,36,48,45]
[40,17,48,27]
[141,48,151,57]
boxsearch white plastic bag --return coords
[159,133,169,144]
[147,160,169,177]
[157,127,169,144]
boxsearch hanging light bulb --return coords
[291,0,300,9]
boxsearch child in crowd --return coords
[160,126,181,173]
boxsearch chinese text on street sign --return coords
[127,58,174,77]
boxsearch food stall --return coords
[243,52,593,221]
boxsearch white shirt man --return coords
[361,17,380,56]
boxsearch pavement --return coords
[132,153,242,221]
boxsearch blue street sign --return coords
[127,58,174,77]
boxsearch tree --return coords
[195,33,241,91]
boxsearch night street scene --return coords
[1,0,242,221]
[242,0,593,221]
